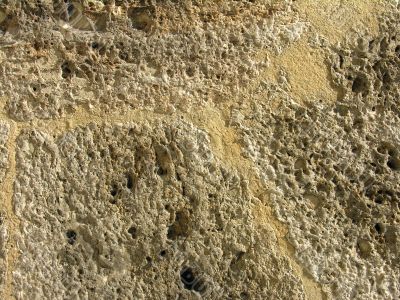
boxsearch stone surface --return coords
[0,122,9,183]
[233,9,400,300]
[0,0,399,299]
[0,211,6,294]
[0,122,9,292]
[0,0,303,121]
[13,121,304,299]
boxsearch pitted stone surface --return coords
[13,120,305,299]
[0,212,6,292]
[0,122,9,183]
[233,10,400,300]
[0,122,9,292]
[0,1,399,299]
[0,0,303,121]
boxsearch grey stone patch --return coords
[233,11,400,300]
[0,1,304,121]
[13,120,305,299]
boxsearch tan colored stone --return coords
[0,1,398,299]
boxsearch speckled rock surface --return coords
[0,122,9,183]
[0,1,399,299]
[233,9,400,300]
[0,0,303,121]
[0,122,9,292]
[0,212,6,293]
[13,121,304,299]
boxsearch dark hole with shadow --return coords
[180,266,207,294]
[66,230,77,245]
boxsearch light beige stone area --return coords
[295,0,388,45]
[0,0,399,299]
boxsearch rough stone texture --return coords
[233,9,400,300]
[1,0,399,299]
[13,121,304,299]
[0,211,6,294]
[0,122,10,290]
[0,122,9,183]
[0,0,303,121]
[0,122,9,292]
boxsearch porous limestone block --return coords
[235,10,400,300]
[0,0,304,121]
[13,120,304,299]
